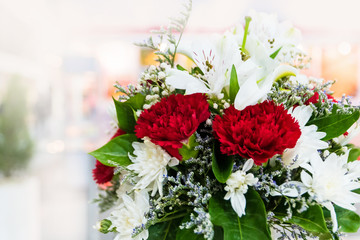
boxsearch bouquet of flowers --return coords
[90,2,360,239]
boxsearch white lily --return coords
[247,10,302,63]
[166,33,242,95]
[234,39,298,110]
[224,159,258,217]
[282,105,328,169]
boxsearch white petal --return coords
[166,69,209,94]
[300,171,313,187]
[230,193,247,217]
[242,159,254,172]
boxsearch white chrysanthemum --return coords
[109,190,150,240]
[224,159,258,217]
[282,105,328,169]
[300,150,360,231]
[128,137,179,197]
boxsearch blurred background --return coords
[0,0,360,239]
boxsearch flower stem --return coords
[241,16,252,57]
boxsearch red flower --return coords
[92,128,126,184]
[305,92,337,105]
[135,93,210,160]
[213,101,301,165]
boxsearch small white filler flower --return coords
[300,150,360,232]
[109,190,150,240]
[224,159,258,217]
[128,137,179,197]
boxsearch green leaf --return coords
[307,108,360,141]
[270,47,282,59]
[229,65,239,104]
[348,147,360,162]
[179,134,199,160]
[176,64,186,71]
[353,188,360,194]
[211,140,234,183]
[126,93,145,110]
[89,134,137,167]
[335,205,360,233]
[148,218,182,240]
[113,98,137,133]
[209,188,271,240]
[275,205,332,239]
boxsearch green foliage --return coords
[113,93,145,133]
[179,134,199,160]
[93,178,120,212]
[211,140,234,183]
[99,219,115,234]
[334,205,360,233]
[307,106,360,141]
[229,65,239,104]
[148,218,183,240]
[276,205,332,239]
[270,47,282,59]
[348,146,360,162]
[209,189,271,240]
[89,134,138,167]
[0,78,33,178]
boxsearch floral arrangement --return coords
[90,2,360,240]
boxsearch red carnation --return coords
[92,128,126,184]
[305,92,337,105]
[135,93,210,160]
[213,101,301,165]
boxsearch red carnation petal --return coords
[92,160,115,184]
[92,128,126,184]
[305,92,337,105]
[135,93,210,160]
[213,101,301,165]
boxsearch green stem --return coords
[241,16,252,56]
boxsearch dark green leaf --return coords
[126,93,145,110]
[211,140,234,183]
[148,218,182,240]
[209,188,271,240]
[89,134,137,167]
[335,205,360,233]
[113,98,137,133]
[179,134,199,160]
[353,188,360,194]
[307,108,360,141]
[270,47,282,59]
[348,147,360,162]
[229,65,239,104]
[275,205,332,239]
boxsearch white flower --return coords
[166,33,242,95]
[109,190,150,240]
[224,159,258,217]
[335,121,360,146]
[300,151,360,231]
[231,23,298,110]
[128,137,179,197]
[282,105,328,169]
[247,11,302,63]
